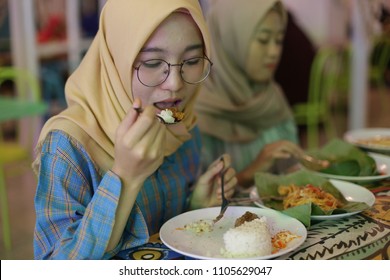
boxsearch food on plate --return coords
[279,184,343,212]
[354,136,390,147]
[157,108,184,124]
[305,138,378,177]
[222,211,303,257]
[222,214,272,258]
[182,211,302,258]
[271,230,300,253]
[183,219,213,233]
[234,211,260,227]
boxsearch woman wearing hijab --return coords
[33,0,237,259]
[196,0,302,188]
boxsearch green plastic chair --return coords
[0,66,45,252]
[369,36,390,109]
[292,46,350,150]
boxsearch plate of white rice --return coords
[159,206,307,259]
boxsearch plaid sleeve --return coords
[34,132,122,259]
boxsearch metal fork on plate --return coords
[213,158,229,224]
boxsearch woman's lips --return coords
[154,99,182,110]
[266,64,277,70]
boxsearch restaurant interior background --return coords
[0,0,389,259]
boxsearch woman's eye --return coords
[256,38,269,45]
[142,60,165,68]
[185,57,201,66]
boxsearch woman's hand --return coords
[190,154,237,209]
[112,98,166,187]
[237,140,303,187]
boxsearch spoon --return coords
[319,159,360,176]
[298,153,330,171]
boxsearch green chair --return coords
[0,66,45,252]
[292,46,350,150]
[369,36,390,109]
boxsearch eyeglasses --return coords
[133,56,213,87]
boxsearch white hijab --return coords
[196,0,293,143]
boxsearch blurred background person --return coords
[196,0,303,188]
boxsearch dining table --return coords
[0,96,48,121]
[115,178,390,260]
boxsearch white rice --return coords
[222,216,272,258]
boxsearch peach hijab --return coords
[196,0,293,143]
[33,0,210,173]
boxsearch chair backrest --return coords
[0,67,41,102]
[0,67,43,148]
[307,46,349,110]
[370,36,390,81]
[296,45,350,149]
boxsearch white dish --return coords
[250,179,375,220]
[314,152,390,183]
[159,206,307,260]
[344,128,390,153]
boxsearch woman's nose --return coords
[161,66,184,91]
[268,40,282,58]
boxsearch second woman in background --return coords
[196,0,302,188]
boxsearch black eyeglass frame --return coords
[133,55,213,87]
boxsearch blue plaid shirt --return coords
[34,128,201,259]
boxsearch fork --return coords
[213,158,229,224]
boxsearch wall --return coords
[282,0,350,47]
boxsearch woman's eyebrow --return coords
[256,28,285,35]
[185,43,204,52]
[140,47,164,53]
[140,43,204,53]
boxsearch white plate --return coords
[159,206,307,260]
[250,179,375,220]
[314,152,390,183]
[344,128,390,153]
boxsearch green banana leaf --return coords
[254,170,371,227]
[307,138,377,176]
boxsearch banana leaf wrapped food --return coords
[254,170,371,227]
